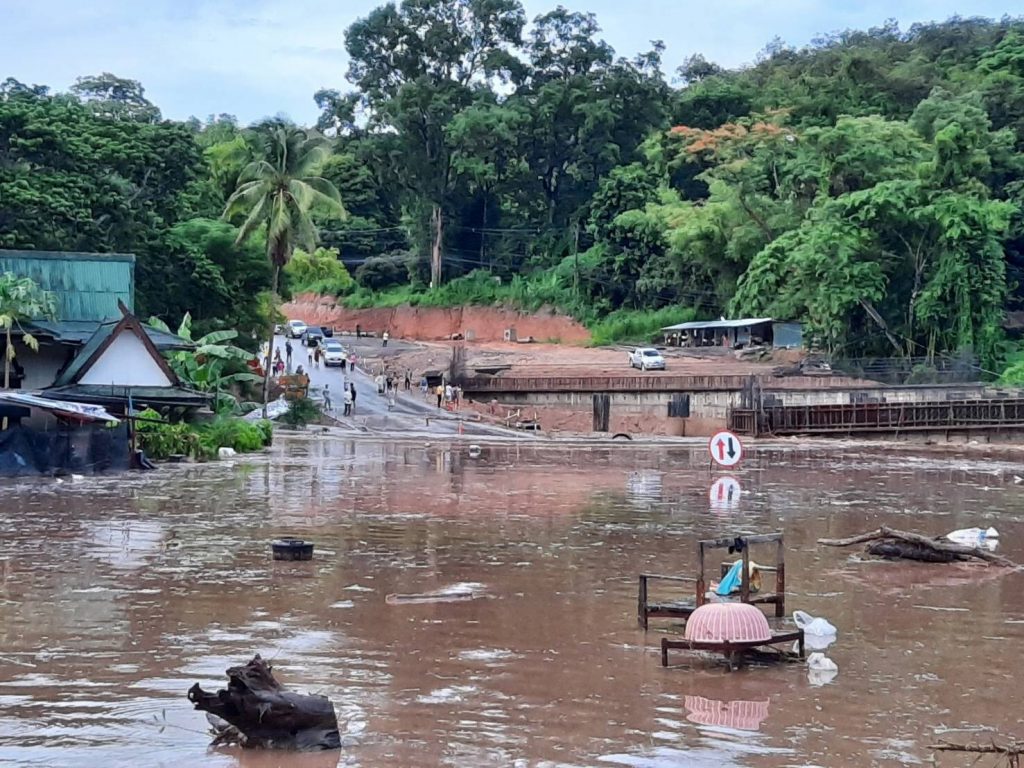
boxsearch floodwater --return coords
[2,437,1024,767]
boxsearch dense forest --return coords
[2,4,1024,370]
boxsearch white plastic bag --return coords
[807,653,839,686]
[793,610,837,636]
[946,527,999,546]
[807,652,838,672]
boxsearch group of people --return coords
[373,368,413,395]
[323,381,358,416]
[423,381,460,409]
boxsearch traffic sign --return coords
[709,476,742,509]
[708,430,744,468]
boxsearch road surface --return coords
[272,334,526,439]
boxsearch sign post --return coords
[708,429,744,469]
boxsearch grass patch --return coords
[587,306,697,346]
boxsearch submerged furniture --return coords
[659,601,804,668]
[637,533,787,630]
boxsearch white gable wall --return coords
[79,332,173,387]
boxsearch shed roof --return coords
[0,250,134,322]
[661,317,774,331]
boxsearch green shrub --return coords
[254,419,273,446]
[196,417,268,455]
[588,306,697,346]
[136,408,202,459]
[280,396,320,427]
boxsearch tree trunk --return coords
[858,299,905,356]
[2,326,10,430]
[3,326,10,389]
[430,203,444,288]
[818,526,1017,567]
[480,195,487,270]
[187,655,339,750]
[261,264,280,417]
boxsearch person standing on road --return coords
[314,346,322,369]
[404,369,412,391]
[420,376,428,399]
[435,384,444,408]
[343,385,353,416]
[444,383,453,408]
[382,330,389,348]
[349,382,357,413]
[285,340,293,370]
[323,384,332,411]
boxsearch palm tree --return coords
[0,272,57,390]
[223,125,345,407]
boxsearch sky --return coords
[1,0,1017,126]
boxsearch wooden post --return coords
[660,638,669,667]
[637,575,648,629]
[775,536,786,617]
[740,542,750,603]
[696,541,706,607]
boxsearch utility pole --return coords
[572,220,580,299]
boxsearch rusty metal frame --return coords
[638,532,786,630]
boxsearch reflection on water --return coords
[684,695,770,731]
[1,437,1023,766]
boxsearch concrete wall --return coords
[12,341,72,390]
[471,383,1000,437]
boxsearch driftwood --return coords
[931,739,1024,767]
[187,655,339,750]
[818,526,1017,567]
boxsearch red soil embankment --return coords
[281,293,591,344]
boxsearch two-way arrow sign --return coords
[708,430,744,468]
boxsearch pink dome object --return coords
[684,696,770,731]
[684,602,772,644]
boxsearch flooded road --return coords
[2,437,1024,767]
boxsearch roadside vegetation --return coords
[3,12,1024,367]
[136,408,272,461]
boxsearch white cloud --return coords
[1,0,1014,124]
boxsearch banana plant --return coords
[0,272,57,389]
[149,313,262,412]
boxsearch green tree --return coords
[345,0,526,286]
[223,125,346,405]
[0,273,57,389]
[69,72,161,123]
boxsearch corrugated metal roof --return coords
[0,250,134,322]
[661,317,775,331]
[19,320,189,350]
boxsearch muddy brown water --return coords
[2,437,1023,767]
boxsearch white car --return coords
[322,339,346,366]
[286,319,308,338]
[629,347,666,371]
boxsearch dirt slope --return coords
[282,293,591,344]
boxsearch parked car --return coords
[320,326,334,338]
[628,347,666,371]
[286,319,307,338]
[303,327,324,347]
[322,339,346,366]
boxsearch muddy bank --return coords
[281,293,591,344]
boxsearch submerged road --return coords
[273,334,527,439]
